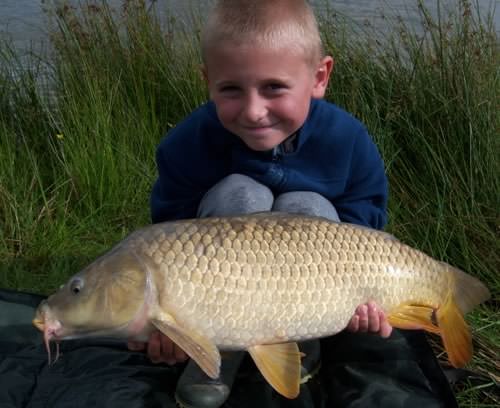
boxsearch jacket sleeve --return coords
[334,127,388,230]
[150,140,204,223]
[150,104,231,224]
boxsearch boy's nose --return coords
[242,93,267,123]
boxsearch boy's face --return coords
[203,44,333,151]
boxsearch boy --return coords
[129,1,452,407]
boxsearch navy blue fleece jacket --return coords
[151,99,388,229]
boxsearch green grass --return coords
[0,0,498,405]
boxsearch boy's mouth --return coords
[242,123,277,131]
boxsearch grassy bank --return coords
[0,0,498,405]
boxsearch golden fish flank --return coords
[33,213,490,399]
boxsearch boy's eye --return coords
[219,85,240,93]
[264,83,288,93]
[268,83,285,90]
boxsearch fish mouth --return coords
[33,307,64,364]
[32,317,45,332]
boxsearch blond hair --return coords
[201,0,324,65]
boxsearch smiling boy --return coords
[126,1,449,408]
[205,43,327,152]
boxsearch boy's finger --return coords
[367,302,380,333]
[127,341,145,351]
[354,304,365,316]
[147,331,162,363]
[174,344,189,362]
[379,311,393,338]
[346,315,360,332]
[357,304,369,332]
[159,333,175,364]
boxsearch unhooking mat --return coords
[0,288,458,408]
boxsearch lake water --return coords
[1,0,498,52]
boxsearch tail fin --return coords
[444,263,490,313]
[388,266,490,368]
[435,294,472,367]
[436,265,490,367]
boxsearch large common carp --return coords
[33,213,490,398]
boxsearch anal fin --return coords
[248,342,301,399]
[388,303,441,334]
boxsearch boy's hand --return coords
[346,301,393,338]
[127,330,189,364]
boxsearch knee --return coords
[217,174,273,203]
[273,191,340,222]
[198,174,273,217]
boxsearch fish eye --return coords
[69,278,84,295]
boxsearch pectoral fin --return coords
[151,313,221,378]
[387,303,441,334]
[248,342,301,399]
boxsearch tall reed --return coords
[320,0,499,286]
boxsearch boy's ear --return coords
[312,56,334,98]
